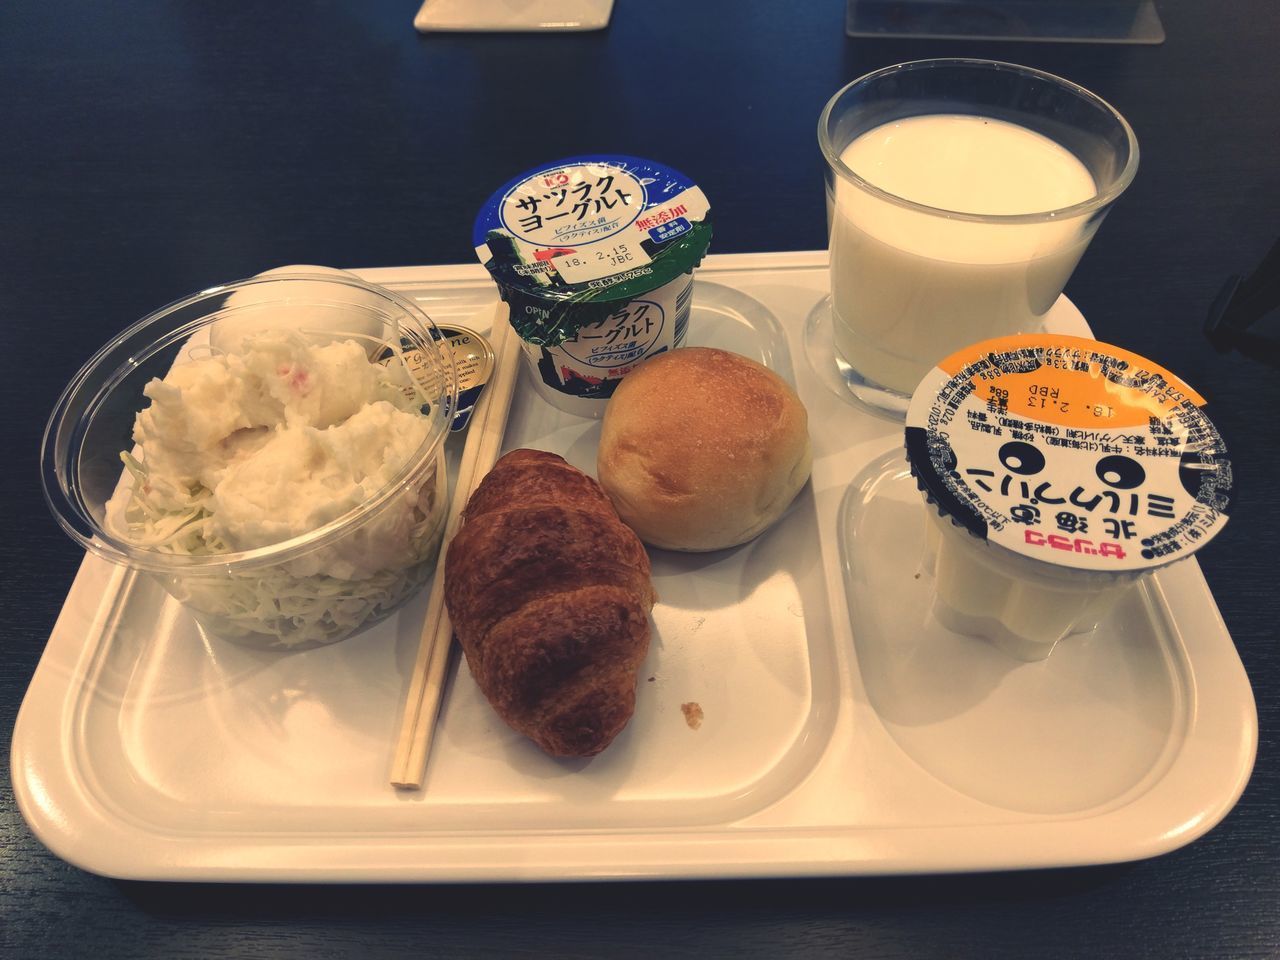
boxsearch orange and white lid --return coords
[905,334,1232,572]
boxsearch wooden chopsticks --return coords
[390,309,521,789]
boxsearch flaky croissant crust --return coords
[445,449,655,757]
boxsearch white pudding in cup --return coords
[905,334,1232,661]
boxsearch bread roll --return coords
[597,347,811,552]
[445,449,655,757]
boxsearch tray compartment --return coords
[840,450,1188,816]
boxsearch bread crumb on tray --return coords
[681,702,704,730]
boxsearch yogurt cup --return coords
[905,333,1233,661]
[474,155,712,417]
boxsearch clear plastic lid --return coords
[41,273,457,574]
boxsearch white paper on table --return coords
[414,0,613,33]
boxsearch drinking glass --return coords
[818,59,1139,416]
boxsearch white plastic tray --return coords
[12,251,1257,881]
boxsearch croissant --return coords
[444,449,656,757]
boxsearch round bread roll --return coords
[597,347,811,552]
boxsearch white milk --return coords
[829,115,1097,395]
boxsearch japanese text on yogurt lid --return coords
[905,334,1233,572]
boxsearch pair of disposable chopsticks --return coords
[390,309,521,789]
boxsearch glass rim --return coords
[818,58,1141,225]
[40,272,457,574]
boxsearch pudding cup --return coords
[924,509,1144,661]
[905,333,1232,662]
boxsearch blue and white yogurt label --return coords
[518,273,693,417]
[474,155,710,292]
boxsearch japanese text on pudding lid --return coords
[474,155,712,415]
[905,334,1233,572]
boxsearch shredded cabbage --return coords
[109,331,447,650]
[116,447,445,649]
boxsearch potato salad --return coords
[108,330,445,648]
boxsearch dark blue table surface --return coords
[3,2,1277,957]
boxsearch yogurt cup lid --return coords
[473,154,712,346]
[905,334,1233,573]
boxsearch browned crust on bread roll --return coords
[445,449,655,757]
[597,347,812,552]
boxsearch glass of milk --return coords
[818,59,1139,416]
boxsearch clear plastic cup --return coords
[41,273,457,651]
[923,509,1144,661]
